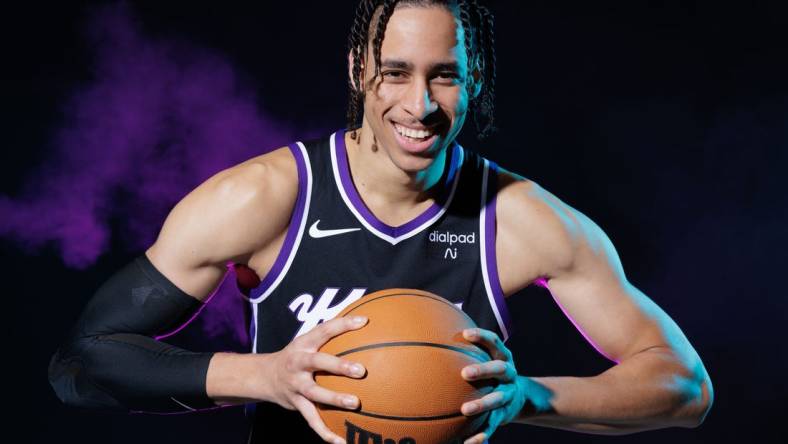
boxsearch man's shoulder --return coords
[492,167,542,211]
[147,146,300,273]
[162,145,300,245]
[191,146,299,211]
[494,169,564,237]
[494,168,581,277]
[222,146,298,189]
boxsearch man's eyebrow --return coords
[431,62,460,72]
[381,59,414,70]
[380,59,460,71]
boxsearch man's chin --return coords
[385,151,424,170]
[398,159,434,175]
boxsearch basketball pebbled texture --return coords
[316,289,495,444]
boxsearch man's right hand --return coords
[261,315,369,444]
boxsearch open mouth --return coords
[391,122,440,153]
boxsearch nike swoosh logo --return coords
[308,220,361,238]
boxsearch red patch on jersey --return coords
[234,263,261,295]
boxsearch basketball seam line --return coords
[342,291,474,325]
[334,341,490,362]
[346,408,491,422]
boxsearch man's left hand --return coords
[460,327,530,444]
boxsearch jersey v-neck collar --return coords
[329,130,463,245]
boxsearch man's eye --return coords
[383,71,405,79]
[433,72,461,83]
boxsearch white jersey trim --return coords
[330,131,462,245]
[479,159,510,341]
[248,142,313,304]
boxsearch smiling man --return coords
[49,1,713,444]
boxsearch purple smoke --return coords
[0,4,323,347]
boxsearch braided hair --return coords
[346,0,497,140]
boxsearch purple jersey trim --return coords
[334,130,461,238]
[248,143,309,300]
[484,161,513,337]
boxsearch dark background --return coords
[3,1,786,443]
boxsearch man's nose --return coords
[403,80,438,120]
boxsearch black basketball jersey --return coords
[243,130,511,443]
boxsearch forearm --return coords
[48,255,219,414]
[206,351,276,406]
[515,347,713,434]
[49,332,216,413]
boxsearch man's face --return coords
[361,5,473,174]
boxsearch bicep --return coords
[145,200,215,300]
[544,209,688,364]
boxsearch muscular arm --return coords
[495,175,714,433]
[48,147,298,413]
[144,147,299,301]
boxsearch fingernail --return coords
[351,364,365,377]
[464,329,477,339]
[464,367,478,378]
[463,403,479,414]
[342,396,358,408]
[352,316,367,326]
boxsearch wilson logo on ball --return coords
[345,420,415,444]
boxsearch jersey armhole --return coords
[480,160,513,341]
[246,142,313,304]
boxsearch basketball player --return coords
[49,1,713,443]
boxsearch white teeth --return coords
[394,123,433,140]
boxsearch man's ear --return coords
[348,49,365,92]
[470,59,483,99]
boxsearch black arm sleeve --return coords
[48,254,218,414]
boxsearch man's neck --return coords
[344,128,448,226]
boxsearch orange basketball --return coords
[316,289,494,444]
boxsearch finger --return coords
[292,395,346,444]
[463,328,512,361]
[298,351,366,378]
[300,379,361,410]
[462,360,515,382]
[463,432,487,444]
[299,315,368,350]
[461,389,513,415]
[479,418,501,443]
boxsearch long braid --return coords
[457,0,475,99]
[457,0,482,135]
[346,0,400,138]
[345,0,497,139]
[346,0,375,138]
[476,4,496,138]
[371,0,399,87]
